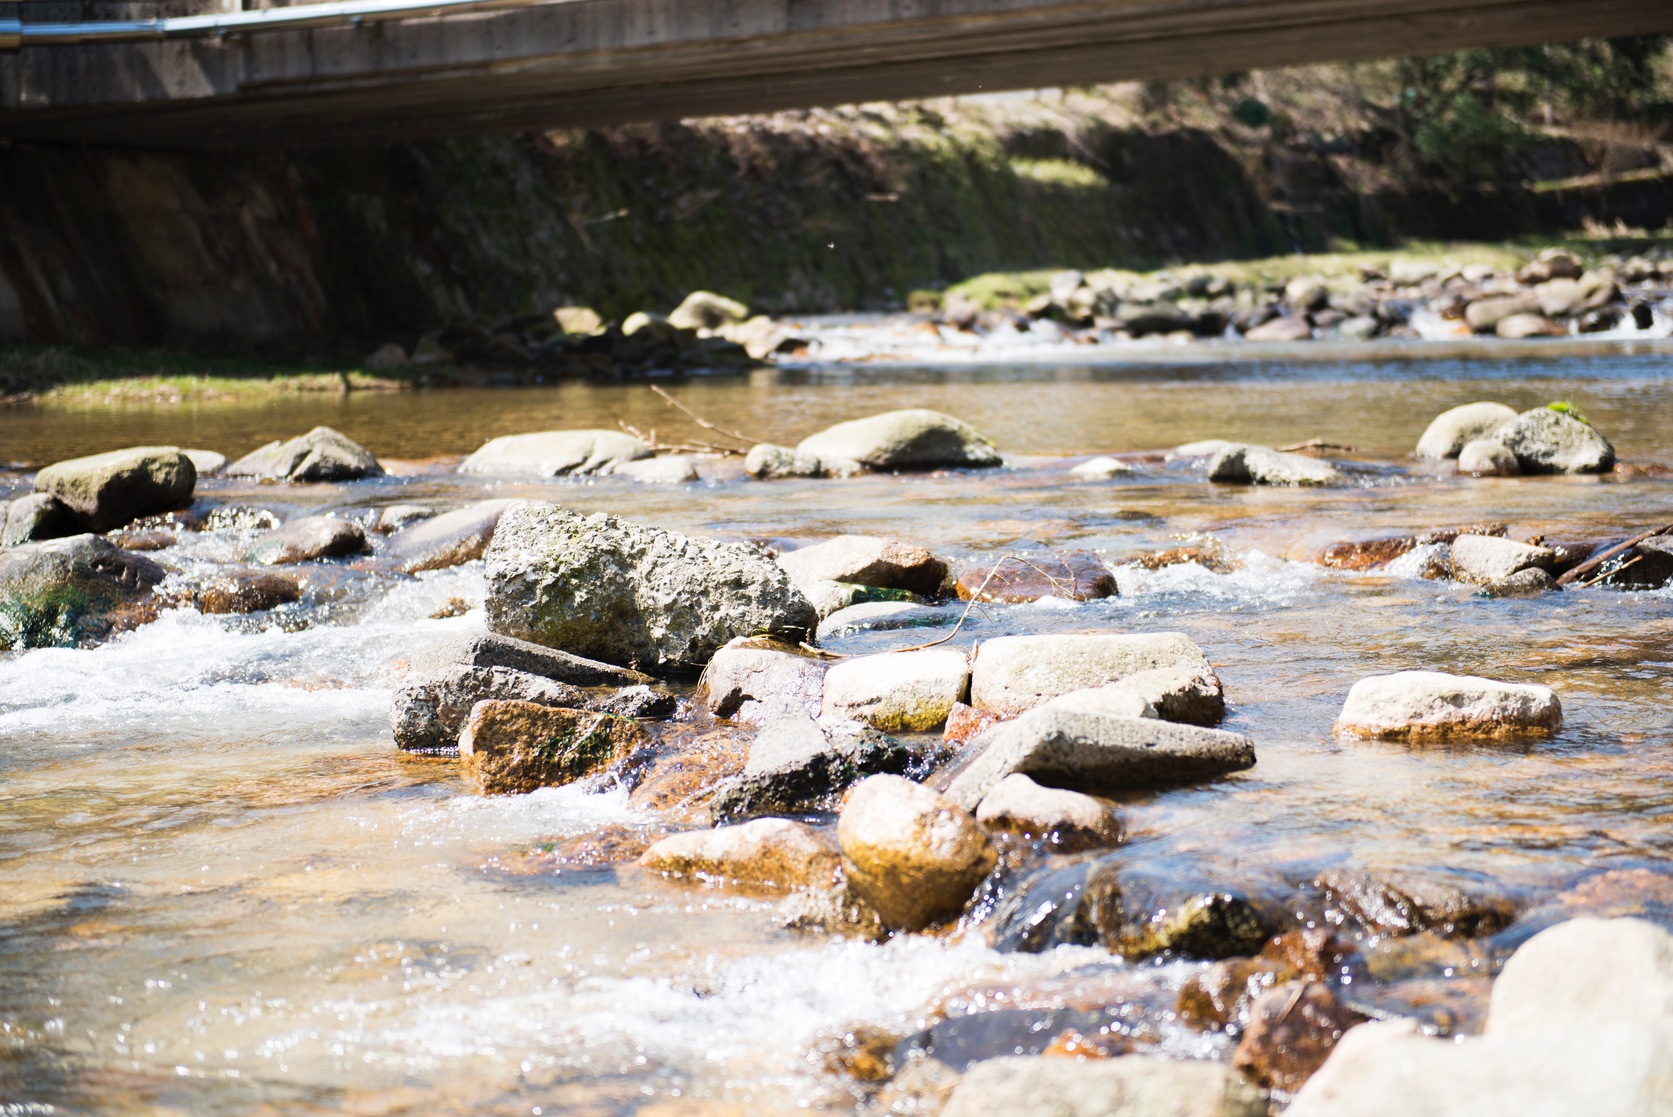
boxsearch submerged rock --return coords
[1414,402,1517,459]
[610,456,700,484]
[2,493,82,546]
[1316,868,1517,939]
[34,446,196,532]
[969,633,1222,720]
[1207,444,1340,486]
[699,638,828,724]
[1490,407,1615,474]
[821,648,970,732]
[0,534,166,649]
[796,409,1002,471]
[778,535,948,596]
[194,569,304,615]
[1335,671,1561,739]
[974,774,1121,851]
[638,817,840,892]
[817,600,961,640]
[483,502,817,674]
[459,700,646,794]
[710,711,910,821]
[941,1055,1266,1117]
[382,500,513,573]
[954,550,1116,603]
[837,774,996,932]
[1234,983,1368,1094]
[225,426,383,482]
[245,515,367,565]
[457,430,651,477]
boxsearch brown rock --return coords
[195,570,304,614]
[626,738,748,818]
[1233,982,1368,1094]
[955,550,1116,603]
[1318,524,1508,572]
[245,516,367,565]
[1127,545,1237,575]
[638,818,841,892]
[111,529,176,552]
[383,499,514,573]
[1176,958,1275,1030]
[943,701,1001,745]
[1317,869,1517,939]
[459,700,646,794]
[487,824,664,875]
[814,1025,899,1083]
[837,774,996,932]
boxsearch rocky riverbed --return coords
[2,355,1672,1115]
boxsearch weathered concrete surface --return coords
[3,0,1669,150]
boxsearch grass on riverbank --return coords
[0,346,415,405]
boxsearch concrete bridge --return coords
[3,0,1672,150]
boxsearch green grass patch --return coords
[1,345,414,404]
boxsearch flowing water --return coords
[3,349,1673,1114]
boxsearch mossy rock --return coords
[0,534,166,650]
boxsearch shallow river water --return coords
[3,349,1673,1114]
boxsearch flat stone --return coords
[778,535,948,596]
[969,633,1221,719]
[1039,666,1226,726]
[225,426,383,482]
[1414,402,1517,458]
[459,700,647,794]
[182,449,227,476]
[822,648,970,732]
[1207,444,1340,485]
[1335,671,1561,739]
[975,773,1121,850]
[710,711,910,821]
[457,430,651,476]
[638,818,841,892]
[1496,313,1565,339]
[941,1056,1266,1117]
[1491,407,1616,474]
[610,456,700,484]
[34,445,196,532]
[405,631,652,687]
[382,499,514,573]
[1069,456,1138,479]
[837,774,996,932]
[944,708,1256,809]
[796,409,1002,471]
[1245,315,1313,342]
[1478,568,1558,597]
[1448,534,1557,585]
[954,550,1116,603]
[1457,438,1520,476]
[699,638,828,724]
[244,515,367,565]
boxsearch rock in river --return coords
[382,500,514,573]
[458,430,652,477]
[1207,444,1340,486]
[1490,407,1616,474]
[459,699,647,794]
[225,426,383,482]
[194,569,304,615]
[2,493,82,546]
[942,707,1256,809]
[941,1055,1266,1117]
[778,535,949,596]
[1447,534,1556,585]
[954,550,1116,603]
[483,501,817,674]
[975,773,1122,851]
[796,409,1002,471]
[245,515,368,565]
[1457,438,1520,476]
[1414,402,1517,459]
[743,443,834,480]
[0,534,165,649]
[639,817,841,892]
[969,633,1223,721]
[1316,868,1517,939]
[699,637,828,724]
[822,648,970,732]
[667,290,749,331]
[1234,982,1368,1094]
[710,711,910,821]
[837,774,996,932]
[1335,671,1561,739]
[33,446,196,532]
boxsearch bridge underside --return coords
[4,0,1673,150]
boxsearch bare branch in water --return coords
[617,419,743,457]
[650,384,763,447]
[1277,439,1356,454]
[1556,523,1673,587]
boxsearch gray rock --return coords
[33,446,196,532]
[225,427,383,482]
[610,456,700,484]
[942,1056,1266,1117]
[2,493,82,546]
[245,516,367,565]
[382,500,514,573]
[969,633,1222,720]
[1284,276,1330,311]
[1207,444,1340,485]
[710,711,910,821]
[699,638,828,724]
[1335,671,1561,739]
[1457,438,1520,476]
[1037,665,1226,726]
[410,631,651,686]
[1069,456,1138,479]
[667,290,749,331]
[816,600,962,641]
[457,430,651,477]
[1491,408,1616,474]
[795,409,1001,471]
[374,504,433,534]
[1244,315,1312,342]
[778,535,948,596]
[590,683,678,719]
[1337,315,1381,340]
[1449,534,1557,585]
[1415,402,1517,459]
[483,501,818,674]
[944,708,1257,809]
[1464,297,1539,333]
[975,773,1121,850]
[182,449,227,476]
[1479,568,1558,597]
[822,648,970,732]
[743,443,836,479]
[0,534,166,649]
[1496,313,1564,339]
[837,774,996,932]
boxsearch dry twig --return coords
[650,384,762,447]
[617,419,741,457]
[1556,524,1673,587]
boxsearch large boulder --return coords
[639,818,840,892]
[458,700,647,794]
[837,774,996,932]
[2,493,82,546]
[821,648,970,732]
[33,446,196,532]
[0,534,165,649]
[1448,534,1556,585]
[1207,444,1340,486]
[382,500,514,573]
[1286,918,1673,1117]
[1335,671,1561,739]
[483,502,817,674]
[698,638,828,724]
[795,410,1002,471]
[457,430,651,477]
[1414,402,1517,459]
[710,712,910,821]
[943,708,1256,809]
[225,427,383,482]
[244,516,367,565]
[969,633,1222,721]
[1490,407,1616,474]
[777,535,948,596]
[940,1056,1266,1117]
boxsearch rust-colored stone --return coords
[943,701,1000,745]
[1175,958,1275,1031]
[1128,545,1237,574]
[1233,982,1367,1094]
[195,570,304,614]
[459,699,646,794]
[955,550,1116,603]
